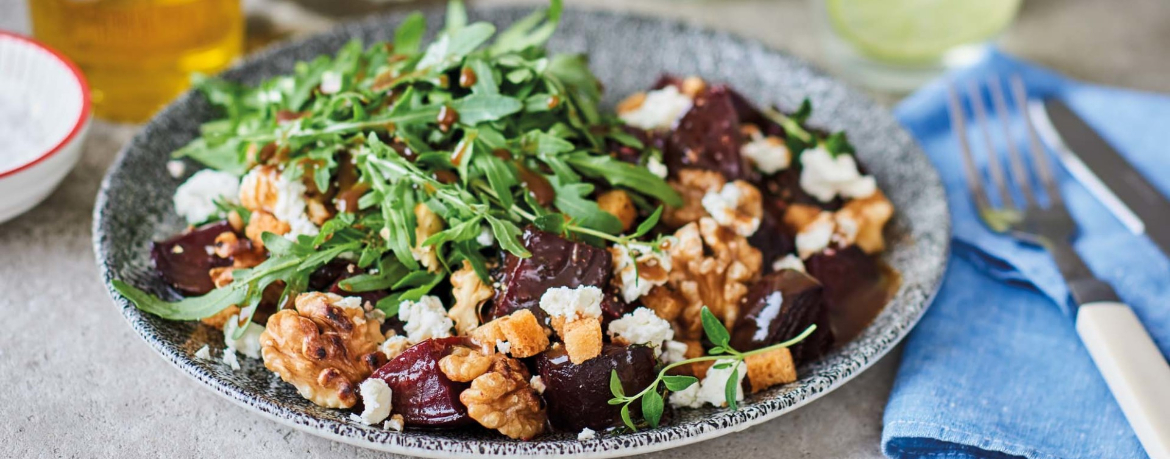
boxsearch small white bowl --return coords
[0,31,91,224]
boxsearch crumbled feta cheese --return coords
[166,160,187,179]
[272,171,320,240]
[173,170,240,224]
[398,296,454,343]
[320,71,342,94]
[741,135,791,174]
[383,414,405,432]
[577,427,597,441]
[619,85,693,130]
[224,314,264,360]
[223,350,241,370]
[194,345,211,360]
[539,286,603,321]
[799,147,877,202]
[795,212,835,259]
[771,254,806,273]
[476,224,494,247]
[753,292,784,342]
[701,182,760,237]
[607,307,674,356]
[612,242,672,303]
[647,155,668,179]
[661,340,689,364]
[355,378,393,425]
[668,359,746,408]
[334,296,364,310]
[379,335,410,359]
[834,212,860,244]
[530,375,546,394]
[495,340,512,355]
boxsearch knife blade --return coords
[1028,99,1170,257]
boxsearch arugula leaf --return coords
[173,138,247,176]
[632,206,663,238]
[485,215,531,258]
[548,176,623,235]
[490,0,563,55]
[823,131,856,157]
[451,93,523,125]
[113,280,246,321]
[394,12,427,54]
[565,153,682,207]
[418,22,496,72]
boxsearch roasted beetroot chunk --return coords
[750,202,797,274]
[370,337,474,428]
[663,85,753,182]
[806,246,897,343]
[151,221,235,295]
[731,270,834,364]
[489,227,626,322]
[535,344,657,431]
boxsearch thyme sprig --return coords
[608,306,817,430]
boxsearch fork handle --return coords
[1077,302,1170,459]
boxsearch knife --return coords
[1028,99,1170,258]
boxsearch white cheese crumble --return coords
[224,314,264,360]
[334,296,365,310]
[700,182,760,237]
[379,335,410,359]
[320,71,343,95]
[753,292,784,342]
[795,212,835,259]
[799,147,877,202]
[194,345,211,360]
[495,340,512,355]
[476,224,494,247]
[619,85,693,131]
[577,427,597,441]
[539,286,603,321]
[611,242,672,303]
[398,296,454,343]
[771,254,806,273]
[223,350,241,370]
[661,340,689,364]
[741,135,791,174]
[166,160,187,179]
[530,375,546,394]
[607,307,674,356]
[355,378,393,425]
[383,414,405,432]
[668,359,746,408]
[273,171,320,240]
[173,170,240,225]
[647,155,668,179]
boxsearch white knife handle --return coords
[1076,302,1170,459]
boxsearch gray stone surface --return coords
[1,0,1167,457]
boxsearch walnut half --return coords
[663,217,761,340]
[457,353,547,440]
[260,292,386,408]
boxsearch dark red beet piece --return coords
[370,337,474,428]
[151,221,235,295]
[806,246,896,343]
[663,85,753,182]
[489,227,626,322]
[534,344,657,431]
[730,270,834,364]
[750,200,797,274]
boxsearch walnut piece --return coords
[663,218,761,340]
[411,203,443,273]
[663,169,726,228]
[212,231,265,268]
[701,180,763,237]
[836,190,894,254]
[470,309,550,359]
[439,345,496,383]
[449,261,493,335]
[597,189,637,232]
[245,211,290,251]
[260,292,386,408]
[459,354,547,440]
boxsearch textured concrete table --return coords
[2,0,1167,457]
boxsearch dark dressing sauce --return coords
[827,260,901,343]
[516,165,555,207]
[436,105,459,132]
[459,67,477,88]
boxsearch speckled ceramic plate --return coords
[94,6,949,458]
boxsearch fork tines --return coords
[947,75,1063,217]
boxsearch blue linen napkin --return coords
[881,50,1170,459]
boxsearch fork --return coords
[948,75,1170,459]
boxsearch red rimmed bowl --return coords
[0,31,91,224]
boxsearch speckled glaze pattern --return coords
[93,7,949,458]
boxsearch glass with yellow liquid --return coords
[30,0,243,122]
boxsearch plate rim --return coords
[92,6,951,458]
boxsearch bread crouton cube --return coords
[744,346,797,393]
[562,317,602,364]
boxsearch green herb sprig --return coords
[608,306,817,431]
[763,98,857,158]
